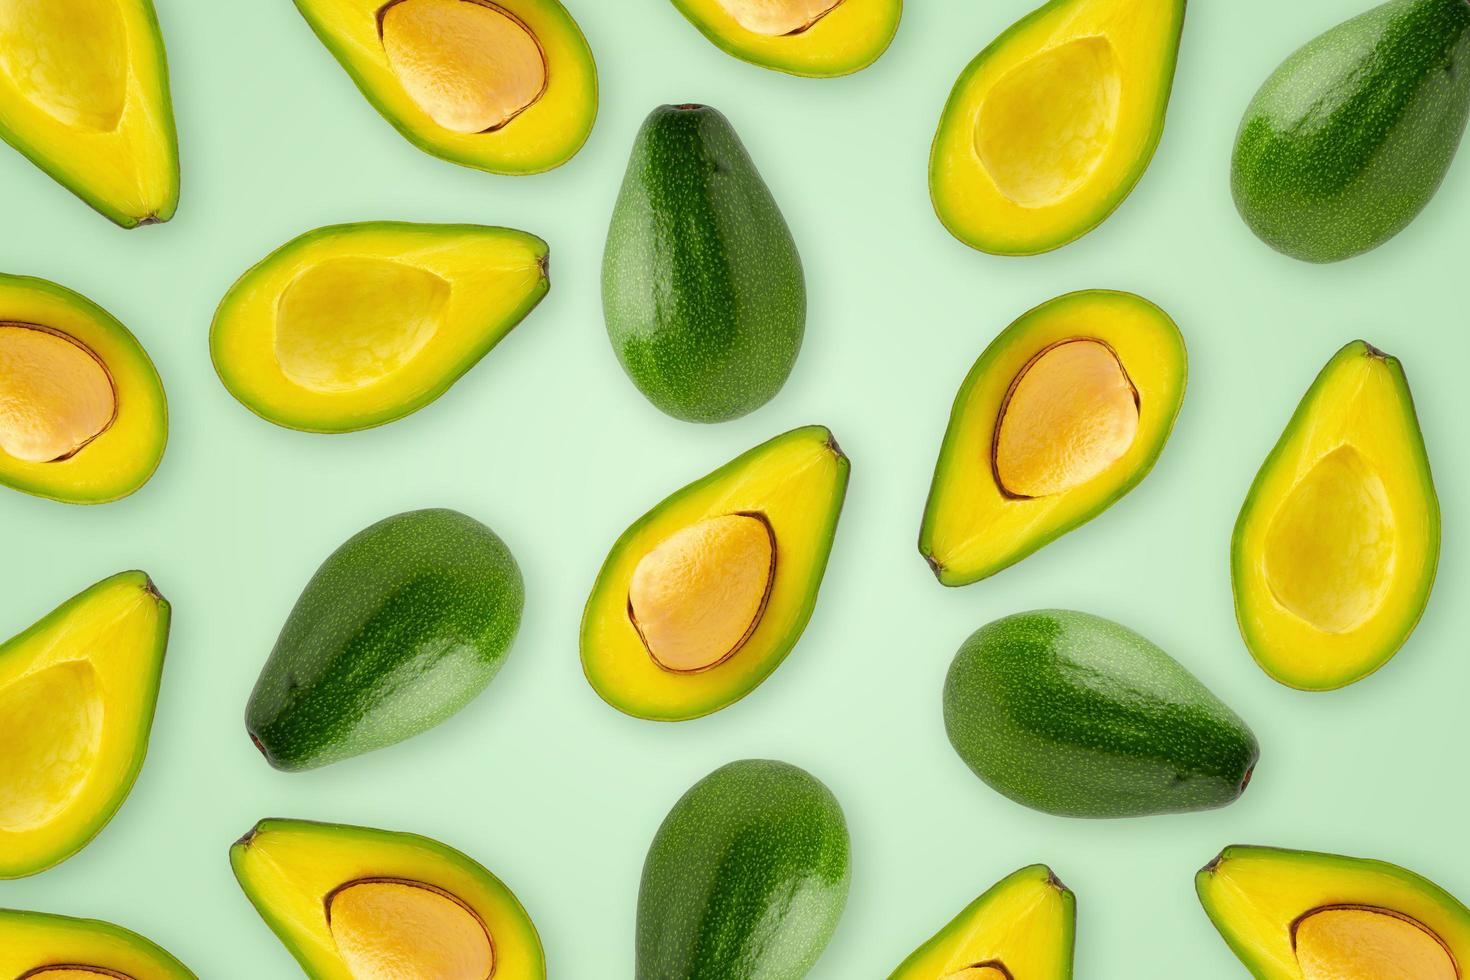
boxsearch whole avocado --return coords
[246,508,523,771]
[1232,0,1470,262]
[637,759,849,980]
[944,610,1259,818]
[603,104,805,423]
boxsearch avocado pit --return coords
[327,877,495,980]
[716,0,845,35]
[19,970,134,980]
[0,323,117,463]
[942,964,1012,980]
[1292,905,1456,980]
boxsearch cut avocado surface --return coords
[1232,341,1439,691]
[888,865,1074,980]
[0,0,178,226]
[930,0,1184,254]
[670,0,901,77]
[581,426,848,721]
[0,908,195,979]
[293,0,596,174]
[232,818,544,980]
[0,274,168,504]
[1198,845,1470,979]
[211,221,549,433]
[920,290,1185,585]
[0,571,170,879]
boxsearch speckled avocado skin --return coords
[603,104,805,423]
[637,759,849,980]
[1232,0,1470,262]
[246,508,523,771]
[944,611,1259,818]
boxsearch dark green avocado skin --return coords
[944,611,1259,818]
[603,104,805,423]
[246,508,523,771]
[637,759,849,980]
[1232,0,1470,262]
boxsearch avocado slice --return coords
[1198,845,1470,979]
[232,818,543,980]
[246,508,522,771]
[292,0,596,174]
[0,0,178,227]
[944,610,1258,818]
[0,274,168,504]
[669,0,901,77]
[919,290,1185,585]
[638,759,849,980]
[0,571,170,879]
[930,0,1184,254]
[1232,0,1470,263]
[604,104,805,423]
[211,221,549,433]
[888,865,1075,980]
[582,425,848,721]
[0,908,194,978]
[1232,341,1439,691]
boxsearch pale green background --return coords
[2,0,1468,976]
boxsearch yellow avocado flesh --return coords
[1197,846,1470,980]
[0,908,194,980]
[888,865,1074,980]
[715,0,844,36]
[930,0,1183,254]
[293,0,595,173]
[0,0,176,226]
[672,0,899,77]
[1232,342,1438,690]
[329,880,494,980]
[0,325,117,463]
[920,290,1184,585]
[0,572,169,879]
[231,818,543,980]
[211,222,548,432]
[583,426,849,721]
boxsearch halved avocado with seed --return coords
[292,0,597,174]
[582,425,849,721]
[920,290,1185,585]
[670,0,902,77]
[232,818,544,980]
[0,274,167,504]
[0,907,195,979]
[1198,845,1470,979]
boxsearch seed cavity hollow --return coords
[326,877,496,980]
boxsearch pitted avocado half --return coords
[670,0,901,77]
[930,0,1183,254]
[293,0,596,173]
[0,908,195,979]
[920,290,1185,585]
[211,222,549,433]
[0,274,167,504]
[1198,845,1470,979]
[0,572,170,879]
[888,865,1075,980]
[232,818,544,980]
[582,425,849,720]
[0,0,178,226]
[1232,341,1439,690]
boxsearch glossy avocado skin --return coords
[638,759,849,980]
[246,508,523,771]
[944,611,1259,818]
[604,104,805,423]
[1232,0,1470,262]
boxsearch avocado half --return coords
[0,0,178,226]
[211,221,549,433]
[293,0,596,174]
[0,907,195,979]
[0,572,170,879]
[232,818,544,980]
[670,0,901,77]
[0,274,168,504]
[920,290,1185,585]
[1198,845,1470,979]
[581,425,849,721]
[930,0,1184,254]
[888,864,1075,979]
[1232,341,1439,690]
